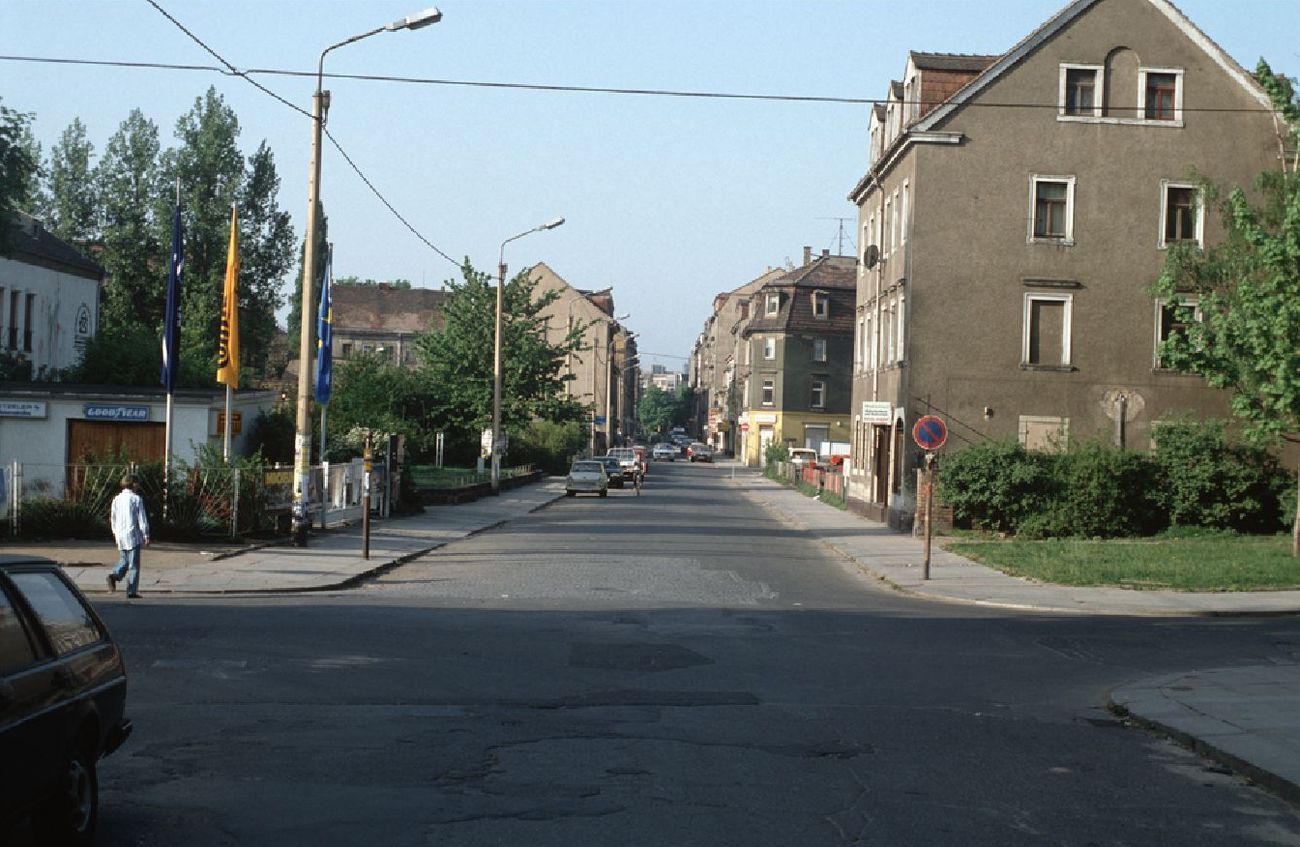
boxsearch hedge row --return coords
[941,420,1296,539]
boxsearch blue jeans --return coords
[111,546,141,595]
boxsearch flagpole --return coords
[162,177,180,517]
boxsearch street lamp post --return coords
[492,217,565,495]
[292,7,442,546]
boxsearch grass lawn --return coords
[944,534,1300,592]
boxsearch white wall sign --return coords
[0,400,47,418]
[862,401,893,425]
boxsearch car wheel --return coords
[599,490,608,497]
[33,745,98,847]
[566,490,576,497]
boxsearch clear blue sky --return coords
[3,0,1296,372]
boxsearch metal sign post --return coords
[362,433,373,560]
[912,416,949,581]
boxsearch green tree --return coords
[96,109,163,334]
[417,260,586,459]
[0,98,39,254]
[160,87,247,388]
[236,141,295,378]
[638,383,692,435]
[1152,58,1300,554]
[62,324,160,386]
[45,118,99,250]
[326,351,439,460]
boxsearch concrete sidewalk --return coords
[10,478,568,596]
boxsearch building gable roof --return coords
[6,212,103,280]
[915,0,1272,133]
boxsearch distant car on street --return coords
[566,461,609,497]
[687,442,714,463]
[651,443,678,462]
[606,448,641,481]
[594,455,626,488]
[1,555,133,847]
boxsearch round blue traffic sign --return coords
[912,415,948,450]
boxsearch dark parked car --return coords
[1,556,132,846]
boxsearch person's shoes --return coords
[106,574,118,593]
[126,592,141,599]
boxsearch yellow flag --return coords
[216,205,240,388]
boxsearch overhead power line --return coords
[0,53,1283,114]
[131,3,462,267]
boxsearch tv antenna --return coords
[816,217,856,257]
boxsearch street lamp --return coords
[492,217,565,495]
[291,7,442,547]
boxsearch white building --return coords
[0,213,102,377]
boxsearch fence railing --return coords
[1,459,374,540]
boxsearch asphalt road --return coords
[24,461,1300,846]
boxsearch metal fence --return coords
[1,459,373,540]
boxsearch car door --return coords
[0,576,58,825]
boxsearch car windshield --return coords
[571,462,602,473]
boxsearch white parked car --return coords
[651,443,678,462]
[565,461,609,497]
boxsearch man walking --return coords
[107,473,150,598]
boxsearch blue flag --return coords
[314,245,334,405]
[160,202,184,392]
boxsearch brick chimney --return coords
[803,246,812,266]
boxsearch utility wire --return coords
[136,2,460,267]
[0,53,1285,114]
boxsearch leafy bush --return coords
[511,419,586,475]
[763,442,790,481]
[1051,441,1163,538]
[941,440,1052,533]
[17,498,104,539]
[1152,420,1289,533]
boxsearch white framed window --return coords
[882,302,895,366]
[891,190,900,251]
[855,314,865,369]
[812,291,829,319]
[884,197,893,252]
[895,295,905,363]
[869,311,879,370]
[900,181,910,245]
[1159,181,1203,248]
[1058,64,1104,118]
[1018,416,1069,452]
[867,214,876,255]
[1022,293,1073,367]
[863,313,874,371]
[763,337,776,360]
[761,379,775,405]
[810,380,826,409]
[812,337,827,363]
[1139,68,1183,122]
[1029,175,1076,244]
[1153,296,1200,369]
[765,293,780,316]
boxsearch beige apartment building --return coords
[847,0,1284,526]
[531,263,638,453]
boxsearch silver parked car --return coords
[651,443,678,462]
[565,460,609,497]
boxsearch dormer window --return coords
[765,293,780,316]
[812,291,829,319]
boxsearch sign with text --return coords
[861,401,893,425]
[84,404,150,421]
[0,400,47,418]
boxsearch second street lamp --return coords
[492,217,565,495]
[291,7,442,546]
